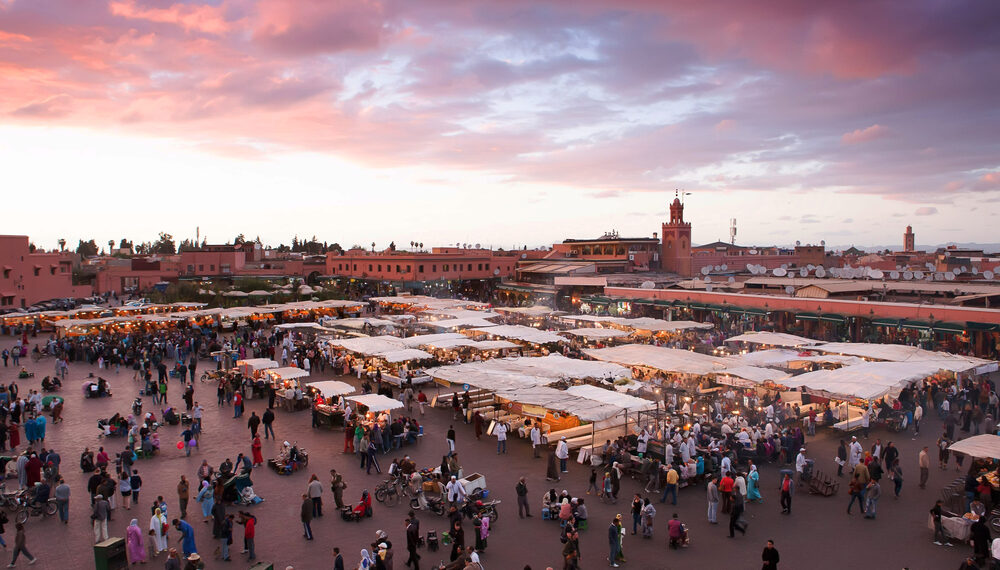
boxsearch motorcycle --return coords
[410,494,447,516]
[14,496,57,524]
[132,398,143,417]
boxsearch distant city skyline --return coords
[2,1,998,248]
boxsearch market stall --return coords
[307,380,357,429]
[266,366,312,411]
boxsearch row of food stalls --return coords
[0,302,209,331]
[43,300,364,337]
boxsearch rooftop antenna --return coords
[729,218,737,245]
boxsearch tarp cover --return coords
[560,328,631,339]
[806,343,990,372]
[306,380,356,398]
[779,360,953,400]
[380,349,433,363]
[266,366,310,380]
[236,358,279,372]
[584,344,728,375]
[347,393,404,412]
[472,325,566,345]
[948,435,1000,459]
[725,332,818,347]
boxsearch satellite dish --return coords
[728,276,735,284]
[721,264,728,271]
[820,240,826,246]
[889,271,899,279]
[493,268,500,276]
[925,262,935,270]
[807,264,815,271]
[639,281,656,289]
[745,263,755,272]
[945,272,955,281]
[705,284,713,293]
[795,240,801,246]
[903,271,913,280]
[780,264,788,270]
[960,266,968,273]
[799,268,808,277]
[704,276,712,283]
[870,270,884,279]
[749,249,758,255]
[521,253,527,259]
[785,285,795,295]
[954,267,963,276]
[914,271,924,279]
[972,267,979,275]
[985,270,995,280]
[815,267,827,278]
[774,267,787,277]
[713,265,721,271]
[701,266,711,276]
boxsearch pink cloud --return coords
[252,0,385,54]
[915,206,938,216]
[714,119,735,132]
[841,124,888,145]
[109,0,236,35]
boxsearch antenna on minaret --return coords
[730,219,737,245]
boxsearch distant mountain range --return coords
[817,242,1000,254]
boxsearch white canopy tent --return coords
[236,358,279,373]
[563,385,657,414]
[807,343,995,373]
[472,325,566,345]
[266,366,310,381]
[779,360,953,400]
[713,366,791,385]
[328,336,407,355]
[326,318,398,330]
[584,344,728,375]
[306,380,356,398]
[398,333,468,347]
[560,328,631,340]
[347,393,405,412]
[494,306,557,317]
[724,349,865,369]
[380,349,434,363]
[425,317,499,330]
[948,435,1000,459]
[424,353,631,389]
[615,318,713,332]
[725,332,818,347]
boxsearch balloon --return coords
[176,441,184,450]
[188,439,197,447]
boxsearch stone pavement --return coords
[0,338,981,569]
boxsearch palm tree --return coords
[371,242,376,252]
[108,240,114,254]
[57,239,65,251]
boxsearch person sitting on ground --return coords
[667,513,687,548]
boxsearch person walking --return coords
[918,446,930,489]
[660,464,679,505]
[307,474,324,518]
[729,489,746,538]
[330,469,346,510]
[779,473,793,514]
[261,409,275,440]
[238,511,256,561]
[247,412,260,439]
[556,437,569,473]
[196,481,213,523]
[150,507,169,555]
[54,477,70,524]
[836,440,847,477]
[761,539,780,570]
[515,477,531,518]
[219,513,233,561]
[405,516,420,569]
[8,523,36,566]
[607,517,621,568]
[530,425,541,459]
[863,479,881,519]
[913,403,923,437]
[930,500,948,545]
[446,425,456,457]
[495,421,507,455]
[706,476,719,524]
[300,495,313,540]
[126,518,147,564]
[92,494,111,543]
[177,476,189,520]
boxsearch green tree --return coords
[151,232,176,254]
[234,234,246,245]
[76,239,99,257]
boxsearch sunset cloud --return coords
[841,124,889,145]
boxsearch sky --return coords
[1,0,999,252]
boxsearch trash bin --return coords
[94,537,127,570]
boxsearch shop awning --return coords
[266,366,310,381]
[871,318,900,327]
[948,435,1000,459]
[347,394,404,412]
[932,322,966,334]
[820,313,847,323]
[306,380,356,398]
[899,320,931,331]
[967,322,1000,332]
[795,312,819,321]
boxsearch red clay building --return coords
[0,235,90,308]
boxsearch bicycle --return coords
[375,476,407,507]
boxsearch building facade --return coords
[0,235,90,308]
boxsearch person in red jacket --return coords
[238,511,256,560]
[719,474,735,514]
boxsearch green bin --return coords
[94,537,127,570]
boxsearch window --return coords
[187,265,194,273]
[60,266,67,273]
[353,264,357,270]
[418,265,424,273]
[33,268,39,277]
[221,264,230,273]
[478,263,483,271]
[486,263,490,270]
[396,265,401,273]
[378,265,382,272]
[406,265,411,272]
[444,264,449,272]
[198,265,204,271]
[50,267,55,275]
[2,269,9,278]
[368,264,372,271]
[210,265,215,271]
[432,265,437,272]
[467,264,472,271]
